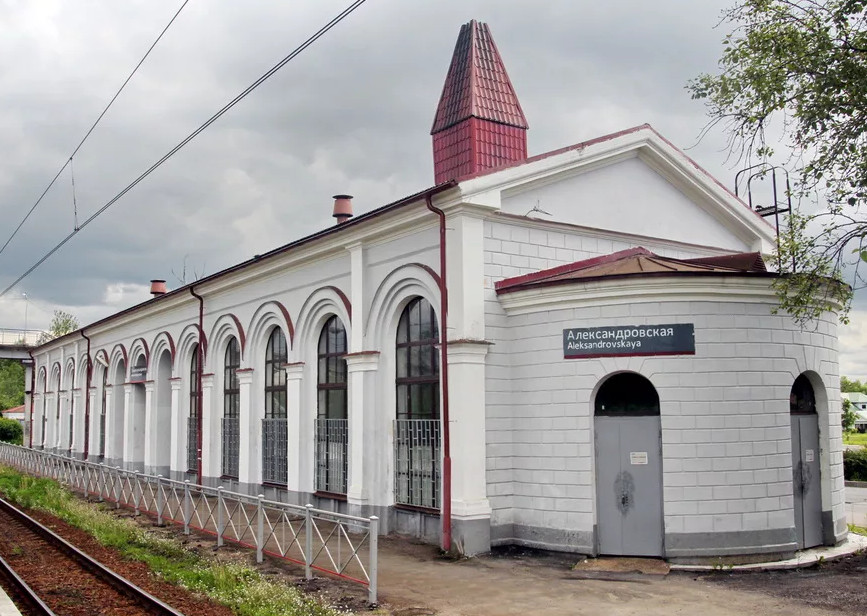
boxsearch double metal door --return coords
[791,414,822,549]
[595,415,664,556]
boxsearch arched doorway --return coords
[110,359,126,463]
[594,373,663,556]
[790,374,823,549]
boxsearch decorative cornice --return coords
[497,275,781,316]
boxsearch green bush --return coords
[0,418,22,445]
[844,448,867,482]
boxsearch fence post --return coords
[133,471,141,515]
[256,495,264,563]
[369,516,379,605]
[183,480,191,535]
[156,476,164,526]
[216,487,224,548]
[305,504,313,580]
[114,467,121,508]
[98,465,106,502]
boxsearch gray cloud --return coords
[4,0,860,375]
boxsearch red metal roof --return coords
[495,247,771,294]
[431,20,528,134]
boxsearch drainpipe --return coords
[189,286,205,482]
[27,350,35,449]
[425,192,451,552]
[81,330,92,460]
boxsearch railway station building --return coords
[25,20,846,562]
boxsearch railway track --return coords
[0,496,186,616]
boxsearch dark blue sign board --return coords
[563,323,695,359]
[129,364,148,383]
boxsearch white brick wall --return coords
[485,290,842,543]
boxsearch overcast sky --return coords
[1,0,864,376]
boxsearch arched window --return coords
[396,297,439,419]
[790,374,816,414]
[265,330,288,419]
[41,372,48,449]
[595,373,660,416]
[187,344,199,473]
[262,329,288,485]
[394,297,440,509]
[222,338,240,478]
[316,316,347,494]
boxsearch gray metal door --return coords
[791,414,822,549]
[595,415,663,556]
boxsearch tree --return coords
[37,310,79,344]
[0,360,24,411]
[841,375,867,393]
[843,397,860,432]
[689,0,867,323]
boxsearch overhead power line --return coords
[0,0,190,257]
[0,0,369,299]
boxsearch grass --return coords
[849,523,867,536]
[0,466,344,616]
[844,432,867,447]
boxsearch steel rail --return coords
[0,552,57,615]
[0,496,186,616]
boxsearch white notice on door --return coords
[805,449,815,462]
[630,451,648,465]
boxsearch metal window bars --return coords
[186,417,199,474]
[98,412,106,459]
[0,443,379,604]
[315,418,347,494]
[221,417,240,478]
[393,419,440,509]
[262,418,288,484]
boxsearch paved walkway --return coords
[0,588,21,616]
[847,486,867,527]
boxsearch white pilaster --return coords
[445,211,486,339]
[347,242,364,353]
[447,341,491,520]
[345,352,379,504]
[103,388,114,458]
[72,389,83,453]
[284,363,305,491]
[143,382,156,469]
[86,387,97,460]
[237,369,256,485]
[122,384,134,465]
[200,374,216,477]
[169,378,184,474]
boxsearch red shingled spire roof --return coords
[431,20,529,183]
[431,20,528,133]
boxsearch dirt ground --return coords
[22,499,867,616]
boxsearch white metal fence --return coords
[0,443,379,603]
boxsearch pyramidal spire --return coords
[431,20,529,184]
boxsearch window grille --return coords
[187,344,199,473]
[222,338,240,478]
[394,297,441,508]
[262,329,288,484]
[316,316,347,494]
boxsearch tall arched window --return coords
[40,372,48,449]
[187,344,199,474]
[262,329,288,484]
[394,297,440,509]
[55,371,61,450]
[222,338,240,478]
[316,316,347,494]
[99,368,107,459]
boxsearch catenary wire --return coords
[0,0,190,257]
[0,0,369,299]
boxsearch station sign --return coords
[129,364,148,383]
[563,323,695,359]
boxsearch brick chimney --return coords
[431,20,529,184]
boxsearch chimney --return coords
[431,20,529,184]
[332,194,354,225]
[150,279,167,297]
